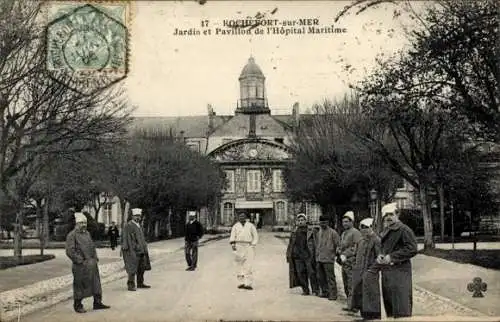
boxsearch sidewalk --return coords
[0,234,228,321]
[412,252,500,316]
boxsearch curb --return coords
[0,235,228,322]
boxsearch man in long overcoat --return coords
[377,203,418,318]
[349,218,382,320]
[122,208,151,291]
[65,212,110,313]
[286,214,319,296]
[338,211,361,310]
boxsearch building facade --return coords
[91,57,322,230]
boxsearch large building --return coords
[91,57,322,230]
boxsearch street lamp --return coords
[370,189,381,232]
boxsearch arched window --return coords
[223,202,234,225]
[275,201,286,225]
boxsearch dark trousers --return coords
[127,255,146,287]
[342,263,353,302]
[110,238,118,250]
[317,262,337,299]
[185,240,199,268]
[294,259,319,293]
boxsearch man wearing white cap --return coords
[65,212,110,313]
[229,211,259,290]
[339,210,361,310]
[122,208,151,291]
[349,217,382,320]
[377,202,418,318]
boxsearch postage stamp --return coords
[45,2,130,94]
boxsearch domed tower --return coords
[236,57,270,114]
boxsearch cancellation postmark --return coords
[45,2,130,95]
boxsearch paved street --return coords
[17,232,498,322]
[20,233,350,322]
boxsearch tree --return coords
[106,128,224,239]
[335,0,499,142]
[0,1,131,257]
[284,95,400,230]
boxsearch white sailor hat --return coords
[131,208,142,216]
[343,211,355,222]
[74,212,87,223]
[381,202,398,218]
[360,218,374,228]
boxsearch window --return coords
[272,169,284,192]
[187,142,200,153]
[103,203,112,225]
[275,201,286,224]
[396,198,407,209]
[223,202,234,225]
[396,177,405,189]
[224,170,235,193]
[247,170,261,192]
[306,202,322,223]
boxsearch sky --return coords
[126,1,424,117]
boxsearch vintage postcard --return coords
[0,0,498,321]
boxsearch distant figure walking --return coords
[107,221,119,250]
[229,212,259,290]
[65,212,110,313]
[122,208,151,291]
[185,212,204,271]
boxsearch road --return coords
[21,233,351,322]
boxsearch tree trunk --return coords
[438,183,445,242]
[374,197,383,234]
[419,183,435,250]
[167,207,172,237]
[13,210,23,259]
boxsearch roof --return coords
[239,57,265,79]
[130,116,230,138]
[130,113,316,139]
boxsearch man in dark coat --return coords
[107,221,119,250]
[315,215,341,300]
[65,212,110,313]
[185,211,204,271]
[338,211,361,310]
[377,203,418,318]
[349,218,382,320]
[286,214,318,296]
[122,208,151,291]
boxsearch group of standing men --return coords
[287,203,418,320]
[65,208,152,313]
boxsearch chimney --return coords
[292,102,300,130]
[207,104,215,132]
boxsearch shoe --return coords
[328,296,337,301]
[301,291,310,296]
[137,284,151,288]
[243,285,253,290]
[342,307,351,311]
[93,302,110,310]
[128,286,136,291]
[237,284,245,289]
[312,291,319,296]
[74,307,86,313]
[186,267,193,271]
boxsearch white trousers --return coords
[234,244,255,286]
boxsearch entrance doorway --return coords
[248,209,273,229]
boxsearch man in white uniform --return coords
[229,212,259,290]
